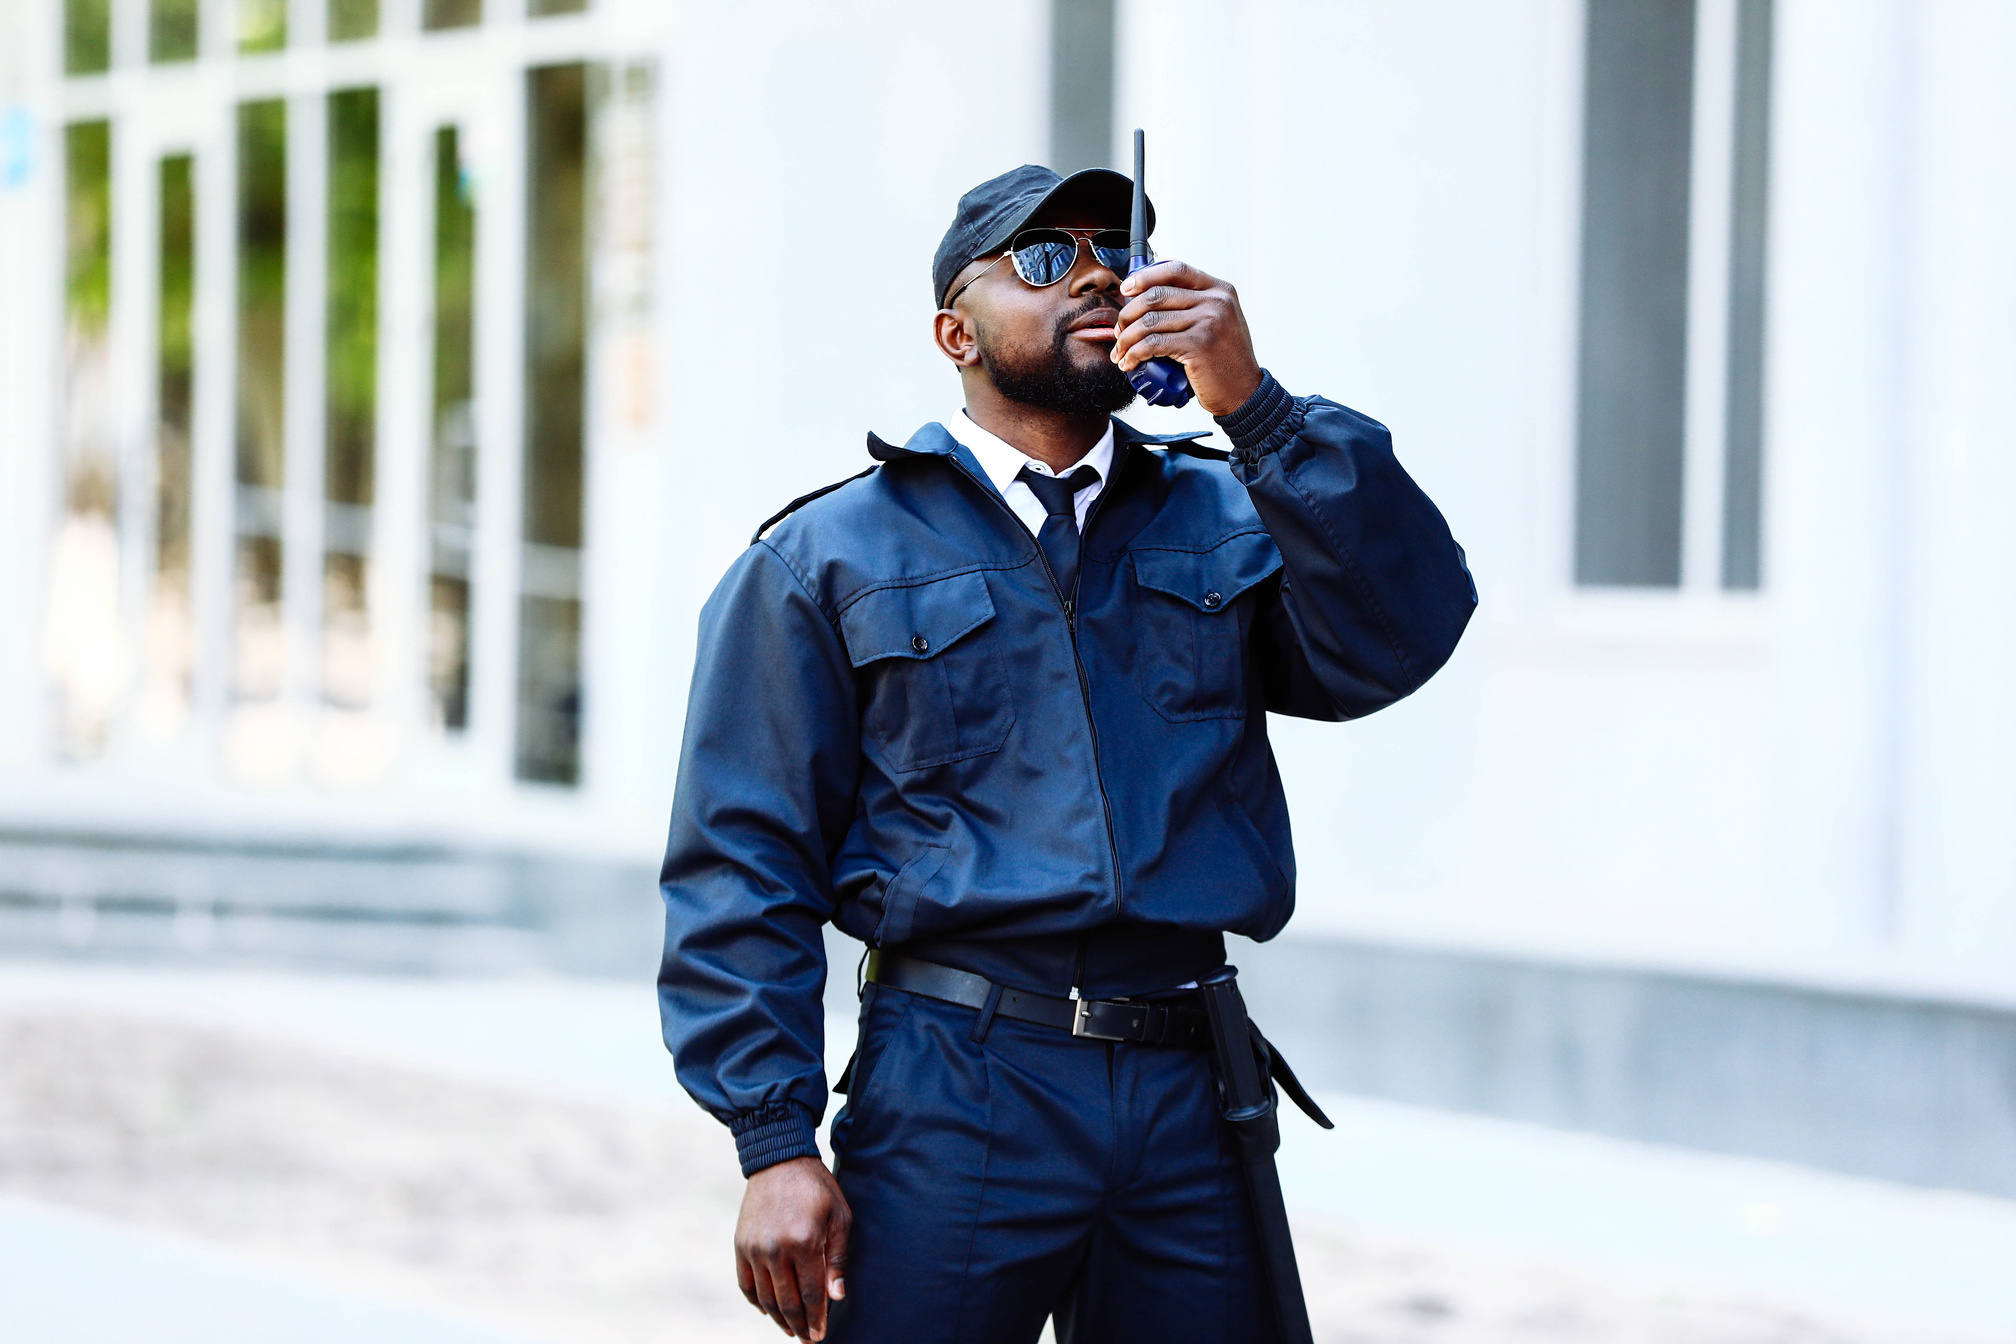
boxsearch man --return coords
[659,163,1475,1344]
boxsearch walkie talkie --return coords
[1125,128,1195,409]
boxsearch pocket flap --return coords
[1130,533,1283,613]
[840,571,997,667]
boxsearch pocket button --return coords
[911,634,930,653]
[1203,590,1222,610]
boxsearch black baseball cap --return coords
[932,164,1154,309]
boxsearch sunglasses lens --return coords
[1092,231,1131,273]
[1011,232,1079,286]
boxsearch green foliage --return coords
[65,0,112,74]
[422,0,482,31]
[236,99,287,490]
[65,121,112,336]
[433,126,476,416]
[240,0,286,53]
[325,87,380,506]
[151,0,200,63]
[158,155,196,402]
[329,0,379,42]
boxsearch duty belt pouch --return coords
[1198,966,1316,1344]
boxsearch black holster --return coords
[1197,965,1329,1344]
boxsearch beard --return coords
[975,303,1138,416]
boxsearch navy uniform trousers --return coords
[826,982,1272,1344]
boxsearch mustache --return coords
[1055,298,1122,338]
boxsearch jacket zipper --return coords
[948,454,1128,924]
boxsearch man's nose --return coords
[1069,246,1121,297]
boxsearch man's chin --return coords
[978,334,1139,415]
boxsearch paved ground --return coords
[1,965,2012,1344]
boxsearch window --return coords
[330,0,378,42]
[428,125,478,733]
[1573,0,1695,588]
[229,97,288,772]
[323,88,381,719]
[151,0,199,63]
[240,0,285,53]
[47,119,120,758]
[144,153,197,733]
[1721,0,1773,590]
[517,63,589,785]
[424,0,482,31]
[1573,0,1775,591]
[65,0,111,75]
[1049,0,1116,174]
[44,0,643,794]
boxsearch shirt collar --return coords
[952,409,1115,500]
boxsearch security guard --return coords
[658,164,1475,1344]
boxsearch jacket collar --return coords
[866,416,1211,463]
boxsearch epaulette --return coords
[751,467,878,544]
[1156,439,1231,463]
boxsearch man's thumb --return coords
[826,1209,849,1299]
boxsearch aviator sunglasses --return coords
[945,227,1132,308]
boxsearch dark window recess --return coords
[1573,0,1696,587]
[517,63,590,784]
[324,86,380,712]
[428,125,478,732]
[240,0,285,52]
[1049,0,1116,174]
[66,0,111,74]
[150,0,199,62]
[329,0,379,42]
[423,0,483,30]
[325,87,379,512]
[234,98,287,704]
[153,153,197,711]
[1721,0,1773,590]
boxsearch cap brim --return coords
[974,167,1154,254]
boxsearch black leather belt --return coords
[866,949,1212,1048]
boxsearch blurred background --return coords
[3,0,2015,1340]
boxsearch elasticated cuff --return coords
[1214,369,1301,463]
[729,1101,821,1178]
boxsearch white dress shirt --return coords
[950,409,1114,536]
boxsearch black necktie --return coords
[1017,464,1100,600]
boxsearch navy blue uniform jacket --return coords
[658,373,1476,1175]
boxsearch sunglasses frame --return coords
[945,227,1132,309]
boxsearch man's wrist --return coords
[1214,369,1300,462]
[730,1101,821,1178]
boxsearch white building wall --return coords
[1119,0,2016,1008]
[0,0,2013,1020]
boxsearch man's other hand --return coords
[1112,260,1265,417]
[735,1155,852,1341]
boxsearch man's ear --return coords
[932,307,982,368]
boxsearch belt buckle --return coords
[1071,996,1142,1043]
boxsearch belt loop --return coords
[969,982,1004,1044]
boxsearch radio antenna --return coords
[1130,128,1152,268]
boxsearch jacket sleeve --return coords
[657,540,861,1177]
[1220,370,1477,720]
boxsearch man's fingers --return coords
[791,1243,831,1340]
[737,1251,761,1307]
[826,1204,851,1301]
[1115,323,1219,372]
[1119,258,1212,295]
[1116,285,1209,329]
[1112,308,1208,361]
[750,1260,792,1333]
[762,1247,814,1341]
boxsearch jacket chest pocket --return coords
[841,570,1015,772]
[1127,533,1283,722]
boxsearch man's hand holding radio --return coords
[1111,259,1265,418]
